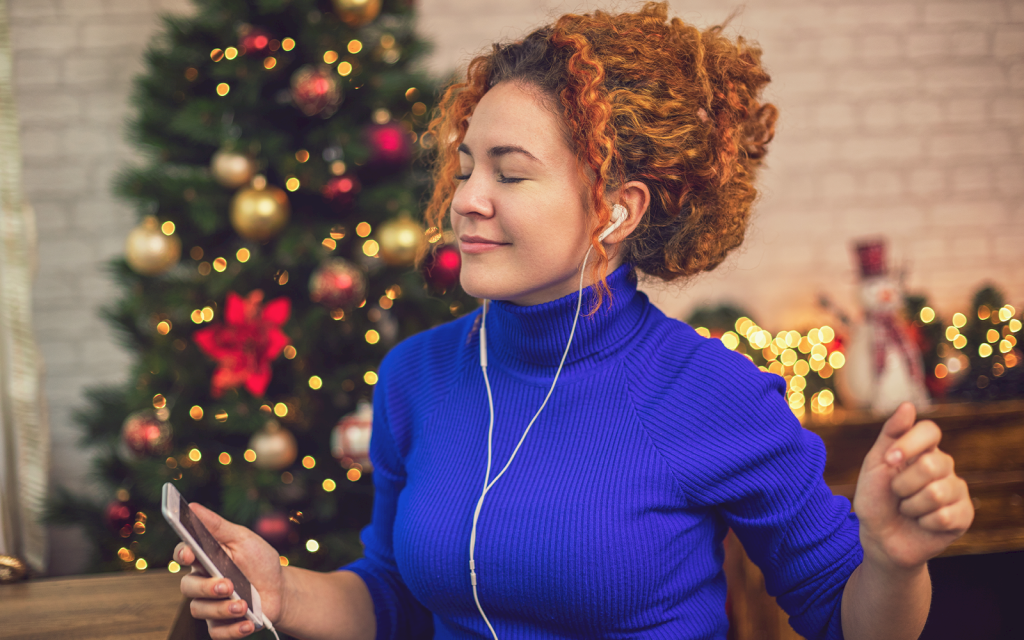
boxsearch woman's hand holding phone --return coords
[175,503,285,639]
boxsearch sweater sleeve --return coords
[339,350,434,639]
[634,337,862,640]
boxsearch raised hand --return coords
[175,503,285,639]
[853,402,974,572]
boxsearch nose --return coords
[450,172,494,220]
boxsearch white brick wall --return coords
[14,0,1024,574]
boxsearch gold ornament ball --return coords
[125,216,181,276]
[0,555,27,583]
[249,420,298,471]
[210,150,257,189]
[331,0,381,27]
[377,217,426,267]
[230,182,290,242]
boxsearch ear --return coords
[601,180,650,246]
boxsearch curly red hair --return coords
[422,2,777,303]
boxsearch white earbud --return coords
[598,203,628,242]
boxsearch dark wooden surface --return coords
[0,571,184,640]
[726,400,1024,640]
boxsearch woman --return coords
[176,4,974,639]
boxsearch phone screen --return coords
[178,494,253,612]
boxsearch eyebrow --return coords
[458,142,543,165]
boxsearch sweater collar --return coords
[483,263,648,378]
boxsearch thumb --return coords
[189,502,247,544]
[867,402,917,465]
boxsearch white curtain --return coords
[0,0,49,574]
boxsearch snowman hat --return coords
[854,238,887,278]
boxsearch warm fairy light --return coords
[978,305,991,320]
[330,225,347,240]
[987,329,1000,343]
[216,83,230,96]
[794,360,810,376]
[224,47,238,59]
[695,327,711,338]
[213,257,227,272]
[780,348,798,366]
[218,452,231,465]
[920,307,935,323]
[260,404,272,414]
[818,389,835,407]
[947,357,962,373]
[1000,306,1014,322]
[135,558,148,570]
[363,239,379,256]
[365,330,380,344]
[945,326,959,341]
[210,48,224,61]
[347,39,363,54]
[720,331,739,350]
[202,306,214,322]
[1009,319,1021,333]
[302,456,315,469]
[323,479,337,492]
[1007,334,1018,347]
[828,351,846,368]
[283,345,297,359]
[323,50,339,64]
[347,468,362,482]
[276,269,290,285]
[309,375,323,389]
[161,221,175,235]
[274,402,288,417]
[295,149,310,163]
[993,362,1005,376]
[952,313,967,328]
[156,320,171,335]
[331,309,345,320]
[306,539,319,553]
[198,262,212,276]
[749,330,769,350]
[373,108,391,124]
[734,317,752,336]
[979,343,993,357]
[264,56,277,69]
[1007,352,1019,368]
[322,238,337,250]
[236,248,250,262]
[215,410,228,422]
[189,448,202,462]
[279,556,289,566]
[810,344,828,361]
[807,329,821,345]
[118,547,134,562]
[412,102,427,116]
[337,61,353,76]
[809,357,825,372]
[790,375,806,391]
[819,364,834,379]
[935,363,948,379]
[819,326,835,343]
[356,222,372,237]
[1000,339,1013,353]
[168,561,181,573]
[152,394,167,409]
[788,392,805,410]
[285,177,300,191]
[953,335,967,349]
[379,296,393,310]
[364,371,378,385]
[798,336,812,354]
[281,38,295,51]
[768,361,784,375]
[784,331,800,348]
[244,449,257,462]
[190,405,203,420]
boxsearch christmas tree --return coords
[46,0,472,579]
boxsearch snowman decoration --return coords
[835,240,930,417]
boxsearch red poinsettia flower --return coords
[193,290,291,398]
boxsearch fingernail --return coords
[215,582,228,595]
[240,622,254,634]
[886,449,903,465]
[230,601,244,614]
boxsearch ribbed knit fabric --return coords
[342,264,862,640]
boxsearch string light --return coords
[309,376,323,389]
[295,149,310,163]
[322,238,337,250]
[323,479,337,492]
[337,61,352,76]
[168,561,181,573]
[236,248,250,262]
[355,222,372,237]
[323,50,339,64]
[302,456,315,469]
[363,239,379,256]
[244,449,257,462]
[306,539,319,552]
[694,327,711,338]
[213,257,227,272]
[952,313,967,328]
[218,452,231,465]
[364,371,378,385]
[281,38,295,51]
[283,345,297,359]
[216,83,230,96]
[264,57,276,69]
[347,39,362,54]
[347,468,362,481]
[188,448,201,462]
[210,48,224,61]
[285,176,300,191]
[224,47,238,59]
[365,330,380,344]
[274,402,288,417]
[161,221,175,235]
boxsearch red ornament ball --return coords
[291,65,342,117]
[105,500,134,531]
[321,175,361,212]
[331,400,373,471]
[309,258,366,310]
[121,411,172,458]
[253,512,292,546]
[239,25,272,54]
[423,244,461,290]
[365,122,412,167]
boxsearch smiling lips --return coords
[459,235,510,254]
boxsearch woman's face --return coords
[450,81,606,306]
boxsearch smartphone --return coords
[161,482,264,631]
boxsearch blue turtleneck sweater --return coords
[342,264,862,639]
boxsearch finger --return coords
[174,542,195,566]
[891,449,954,498]
[180,573,234,600]
[209,619,256,640]
[897,475,965,519]
[878,401,918,443]
[885,420,942,467]
[917,495,974,534]
[189,503,249,544]
[190,596,249,622]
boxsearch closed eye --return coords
[453,173,525,184]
